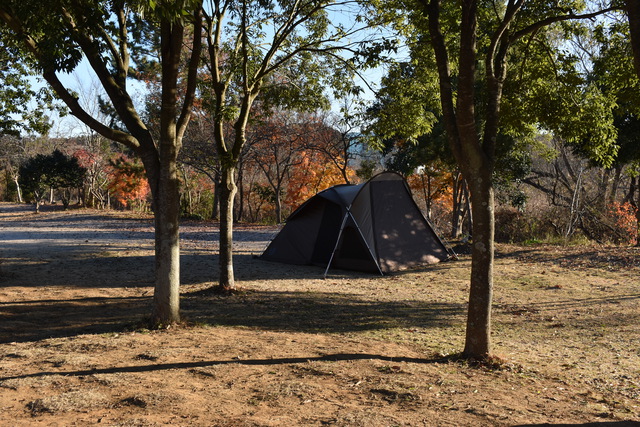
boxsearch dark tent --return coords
[260,171,450,275]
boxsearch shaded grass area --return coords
[1,204,640,425]
[0,285,466,343]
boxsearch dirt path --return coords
[1,202,639,426]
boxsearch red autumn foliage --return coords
[107,155,150,210]
[285,151,355,210]
[608,201,638,245]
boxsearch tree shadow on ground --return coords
[0,285,465,344]
[0,295,151,343]
[0,252,382,290]
[182,288,464,334]
[0,252,156,289]
[495,245,640,270]
[0,352,454,382]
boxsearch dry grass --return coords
[0,202,639,426]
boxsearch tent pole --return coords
[348,211,384,276]
[323,212,350,278]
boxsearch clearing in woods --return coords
[0,202,639,426]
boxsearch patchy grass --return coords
[0,203,639,425]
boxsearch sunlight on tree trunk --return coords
[218,164,237,292]
[463,175,494,357]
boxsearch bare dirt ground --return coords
[0,201,639,426]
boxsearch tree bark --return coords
[426,0,494,358]
[625,0,640,79]
[212,170,221,220]
[218,163,237,292]
[275,188,283,224]
[451,173,464,238]
[13,174,23,203]
[463,172,494,357]
[150,162,181,324]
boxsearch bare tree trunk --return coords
[566,167,584,239]
[625,0,640,79]
[451,173,464,238]
[275,186,283,224]
[150,165,181,325]
[463,172,494,357]
[218,165,237,292]
[421,173,432,219]
[10,173,23,203]
[212,170,221,220]
[609,165,623,205]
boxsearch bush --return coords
[605,202,638,245]
[494,207,556,244]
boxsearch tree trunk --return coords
[218,164,237,292]
[463,172,494,358]
[625,0,640,79]
[451,174,464,238]
[421,173,432,219]
[609,165,623,205]
[275,190,283,224]
[236,164,244,222]
[150,174,181,325]
[463,181,473,236]
[425,0,495,359]
[212,170,221,220]
[144,147,182,325]
[12,174,23,203]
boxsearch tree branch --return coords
[510,6,621,43]
[177,5,203,140]
[0,6,140,149]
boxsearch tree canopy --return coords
[0,34,53,137]
[1,0,203,325]
[19,149,86,211]
[198,0,368,291]
[362,0,623,358]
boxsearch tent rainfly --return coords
[260,171,450,275]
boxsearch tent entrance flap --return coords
[323,211,383,277]
[311,199,342,265]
